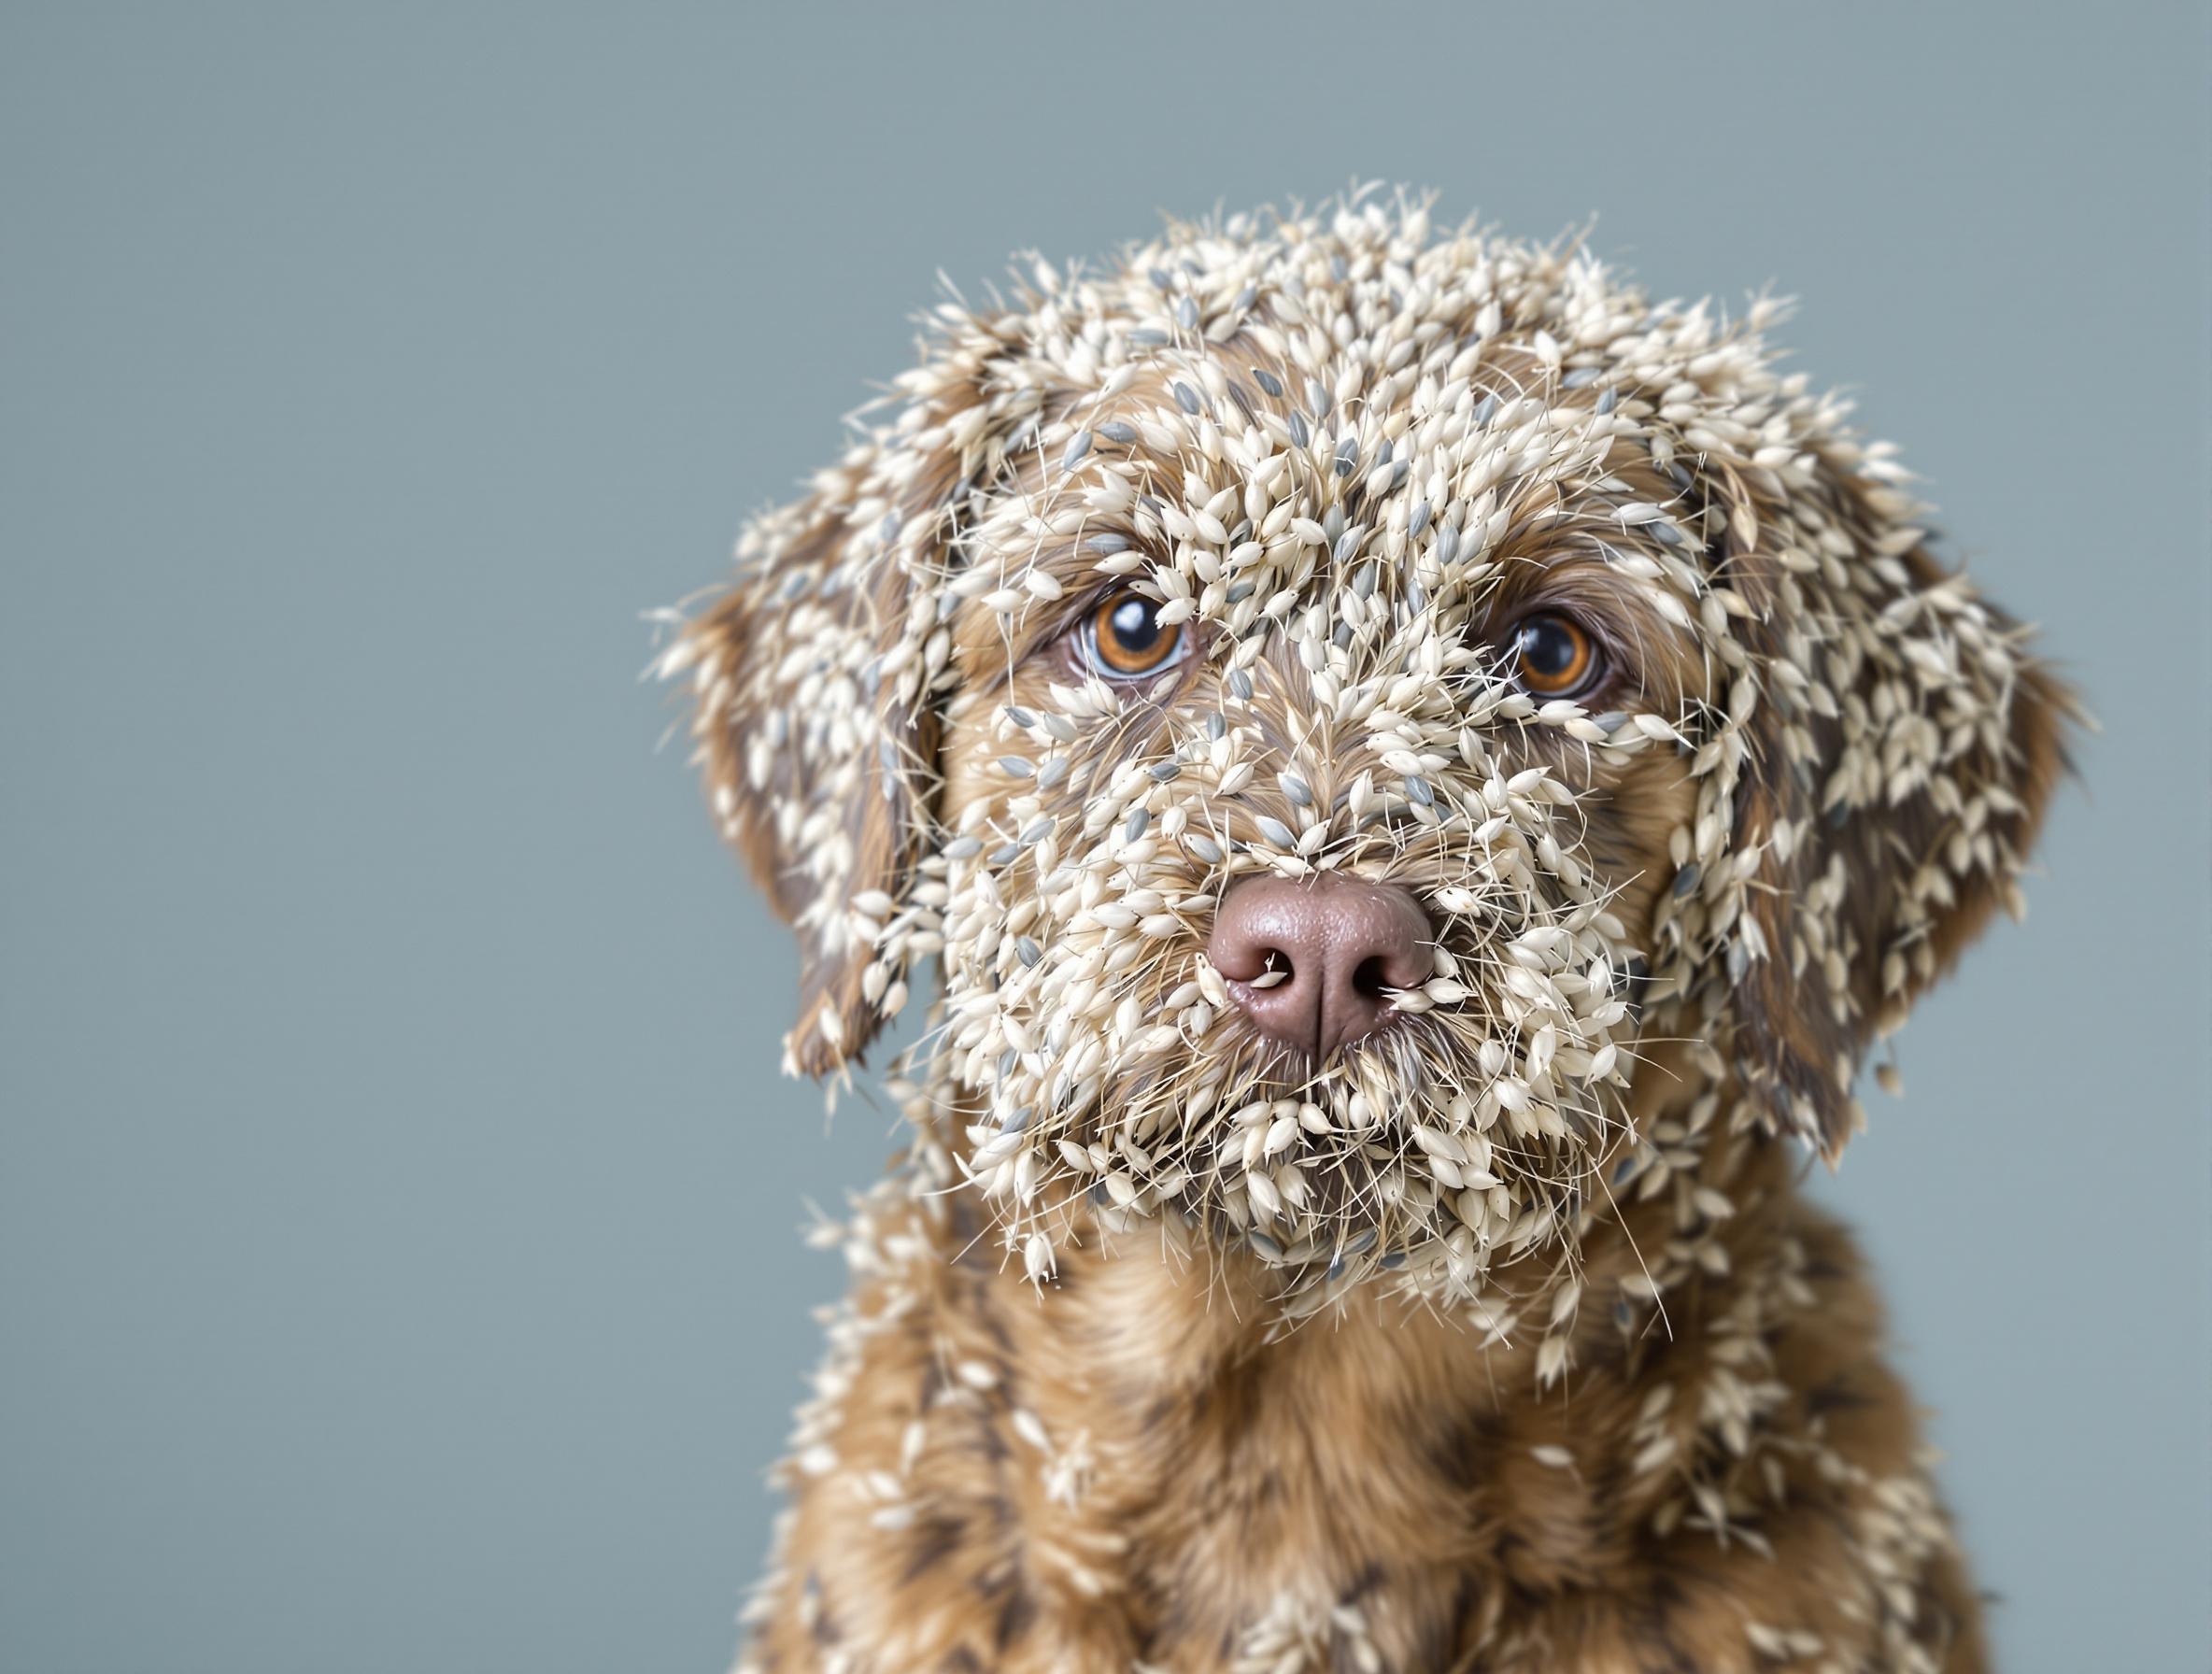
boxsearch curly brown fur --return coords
[657,190,2071,1673]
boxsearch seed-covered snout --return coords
[1208,873,1434,1062]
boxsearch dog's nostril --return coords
[1351,957,1392,1000]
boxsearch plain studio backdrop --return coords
[4,6,2206,1671]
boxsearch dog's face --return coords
[663,196,2065,1298]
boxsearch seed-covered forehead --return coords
[906,221,1780,687]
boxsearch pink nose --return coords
[1208,873,1433,1061]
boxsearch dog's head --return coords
[662,194,2068,1297]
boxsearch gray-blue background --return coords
[5,6,2206,1670]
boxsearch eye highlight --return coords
[1508,612,1605,700]
[1079,589,1184,681]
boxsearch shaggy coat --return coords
[660,192,2068,1674]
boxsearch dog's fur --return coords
[661,192,2068,1673]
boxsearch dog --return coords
[659,190,2069,1674]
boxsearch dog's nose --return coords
[1208,873,1433,1060]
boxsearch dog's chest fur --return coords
[736,1070,1986,1674]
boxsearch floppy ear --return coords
[668,462,920,1077]
[1687,452,2074,1156]
[664,406,987,1079]
[660,308,1031,1076]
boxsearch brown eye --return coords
[1081,589,1184,680]
[1510,612,1603,699]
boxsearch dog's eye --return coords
[1079,589,1184,681]
[1508,612,1604,700]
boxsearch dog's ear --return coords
[1688,451,2074,1157]
[666,368,997,1075]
